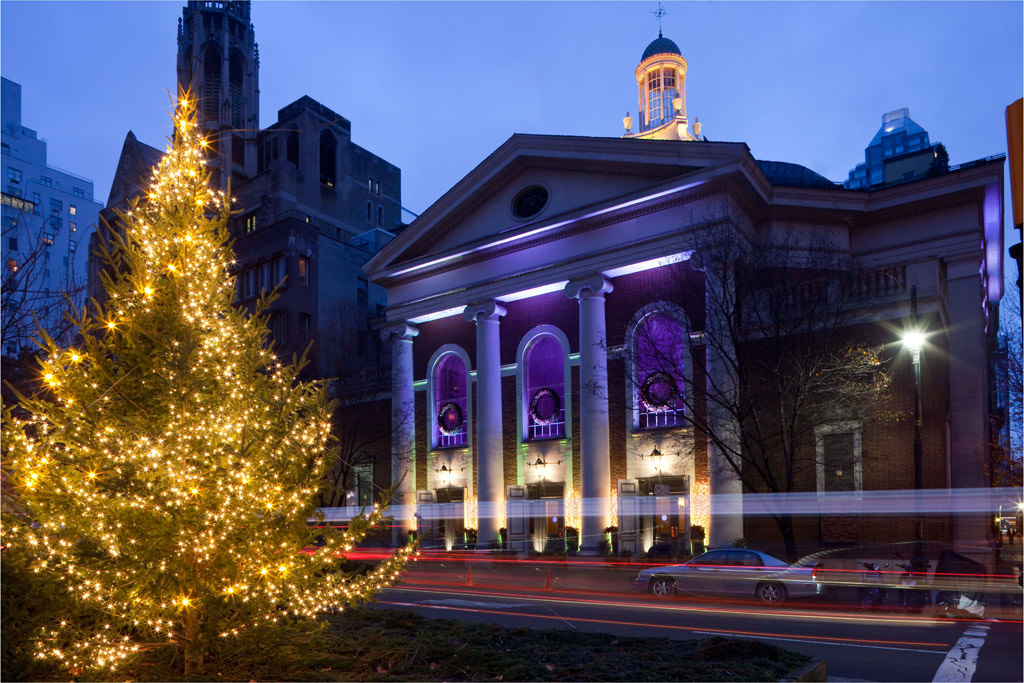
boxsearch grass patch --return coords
[14,607,810,681]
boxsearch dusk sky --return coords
[1,1,1021,222]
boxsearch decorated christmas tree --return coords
[1,95,414,676]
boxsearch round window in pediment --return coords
[511,185,549,219]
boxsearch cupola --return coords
[622,31,702,141]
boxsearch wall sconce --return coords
[531,456,561,481]
[434,462,463,488]
[640,447,665,474]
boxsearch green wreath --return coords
[437,402,464,436]
[640,371,679,413]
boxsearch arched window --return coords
[202,44,221,123]
[644,67,678,129]
[434,353,468,448]
[523,334,565,439]
[229,50,244,128]
[319,131,337,188]
[634,312,686,429]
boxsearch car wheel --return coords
[649,576,675,599]
[756,582,786,605]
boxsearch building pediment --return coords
[368,135,751,277]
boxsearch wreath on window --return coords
[437,402,464,436]
[529,388,561,425]
[640,371,679,412]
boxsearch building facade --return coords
[2,77,102,357]
[366,35,1005,559]
[94,1,403,508]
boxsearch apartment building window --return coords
[356,277,368,311]
[297,256,309,285]
[31,192,41,213]
[244,213,257,234]
[73,187,84,198]
[366,200,372,222]
[815,423,862,494]
[40,176,52,187]
[8,237,17,251]
[50,198,62,214]
[69,239,77,253]
[70,222,77,232]
[367,177,373,192]
[69,205,77,216]
[377,206,383,226]
[240,268,255,299]
[374,180,380,195]
[7,167,22,184]
[271,312,287,346]
[6,186,21,197]
[299,313,311,342]
[48,215,62,230]
[319,131,337,188]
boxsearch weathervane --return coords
[652,1,669,38]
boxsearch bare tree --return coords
[628,230,894,560]
[991,275,1022,488]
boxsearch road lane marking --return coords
[420,598,531,609]
[931,624,989,682]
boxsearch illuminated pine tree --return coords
[1,95,414,677]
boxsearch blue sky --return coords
[1,1,1021,221]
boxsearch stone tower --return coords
[176,0,260,187]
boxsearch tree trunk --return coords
[776,513,798,563]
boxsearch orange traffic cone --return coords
[465,565,474,586]
[544,569,554,591]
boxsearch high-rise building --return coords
[94,1,404,506]
[2,77,102,357]
[845,107,944,189]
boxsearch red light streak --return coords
[379,596,953,649]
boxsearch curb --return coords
[780,659,827,682]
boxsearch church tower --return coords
[177,1,260,187]
[621,32,702,141]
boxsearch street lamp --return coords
[902,291,926,548]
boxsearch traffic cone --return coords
[545,569,554,591]
[465,565,473,586]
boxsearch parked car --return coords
[632,548,821,605]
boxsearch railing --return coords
[528,410,565,440]
[844,265,907,300]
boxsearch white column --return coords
[383,321,419,545]
[463,301,507,548]
[695,254,744,546]
[565,275,613,553]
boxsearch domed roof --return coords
[756,160,840,189]
[641,35,681,61]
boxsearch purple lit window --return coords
[525,335,565,439]
[634,313,686,429]
[434,354,468,448]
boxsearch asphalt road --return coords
[373,555,1023,682]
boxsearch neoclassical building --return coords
[365,35,1005,555]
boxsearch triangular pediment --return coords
[367,134,749,277]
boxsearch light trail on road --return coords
[380,592,953,651]
[389,582,1023,627]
